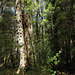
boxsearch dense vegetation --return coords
[0,0,75,75]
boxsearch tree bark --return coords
[15,0,25,68]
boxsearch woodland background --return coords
[0,0,75,75]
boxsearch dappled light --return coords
[0,0,75,75]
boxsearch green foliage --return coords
[0,0,75,74]
[41,19,48,26]
[21,0,24,3]
[46,50,61,74]
[0,8,16,70]
[24,0,33,13]
[0,10,14,50]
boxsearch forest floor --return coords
[0,66,75,75]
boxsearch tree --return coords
[15,0,26,69]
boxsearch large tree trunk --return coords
[15,0,25,68]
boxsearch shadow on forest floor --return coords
[0,66,75,75]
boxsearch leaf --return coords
[21,0,24,2]
[54,71,56,74]
[56,53,59,56]
[54,61,58,65]
[59,50,62,53]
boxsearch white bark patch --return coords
[19,48,25,67]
